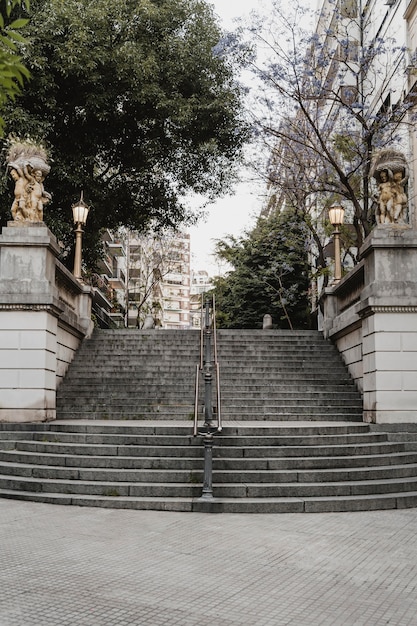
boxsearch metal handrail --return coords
[216,362,222,433]
[213,294,218,364]
[200,297,204,371]
[193,298,204,436]
[193,294,222,436]
[212,295,222,432]
[193,363,200,437]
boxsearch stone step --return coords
[58,393,363,403]
[2,488,417,513]
[57,382,358,392]
[61,368,354,377]
[0,422,371,436]
[9,440,405,458]
[62,350,344,359]
[59,376,355,388]
[2,461,417,484]
[1,473,417,499]
[0,431,388,446]
[56,403,362,414]
[57,389,361,399]
[54,412,363,422]
[2,449,417,471]
[62,358,347,368]
[55,405,363,415]
[60,393,362,404]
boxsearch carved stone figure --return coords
[6,143,51,223]
[392,169,408,223]
[371,150,409,225]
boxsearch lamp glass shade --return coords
[72,196,90,225]
[328,205,345,226]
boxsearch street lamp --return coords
[72,191,90,279]
[328,204,345,283]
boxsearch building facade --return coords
[264,0,416,307]
[96,229,191,329]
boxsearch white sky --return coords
[187,0,273,276]
[188,0,315,275]
[189,0,314,276]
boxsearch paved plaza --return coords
[1,500,417,625]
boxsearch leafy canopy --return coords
[0,0,248,268]
[212,209,311,329]
[0,0,30,135]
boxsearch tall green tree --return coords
[0,0,30,134]
[213,209,310,329]
[0,0,247,268]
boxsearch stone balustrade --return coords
[321,226,417,423]
[0,222,93,422]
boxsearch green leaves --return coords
[4,1,30,17]
[213,209,311,329]
[0,0,247,269]
[0,1,30,134]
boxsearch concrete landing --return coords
[1,499,417,625]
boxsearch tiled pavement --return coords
[1,500,417,625]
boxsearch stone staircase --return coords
[1,422,417,512]
[55,329,363,421]
[1,328,417,513]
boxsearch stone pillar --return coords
[359,226,417,423]
[262,314,273,329]
[0,222,63,422]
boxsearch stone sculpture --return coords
[6,142,52,223]
[371,149,409,225]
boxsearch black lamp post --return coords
[72,192,90,280]
[328,204,345,283]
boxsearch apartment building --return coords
[95,229,191,329]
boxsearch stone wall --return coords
[0,222,93,422]
[321,226,417,423]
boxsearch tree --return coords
[212,209,310,329]
[0,0,247,268]
[245,0,413,264]
[0,0,30,134]
[122,228,181,328]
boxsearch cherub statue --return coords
[374,169,394,225]
[371,149,409,225]
[6,141,51,223]
[27,168,52,221]
[391,169,408,224]
[9,161,31,221]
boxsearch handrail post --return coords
[203,296,213,430]
[193,294,222,500]
[200,432,214,499]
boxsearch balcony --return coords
[165,272,183,285]
[107,268,126,290]
[106,240,125,256]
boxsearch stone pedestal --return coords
[322,225,417,424]
[0,222,92,423]
[359,227,417,423]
